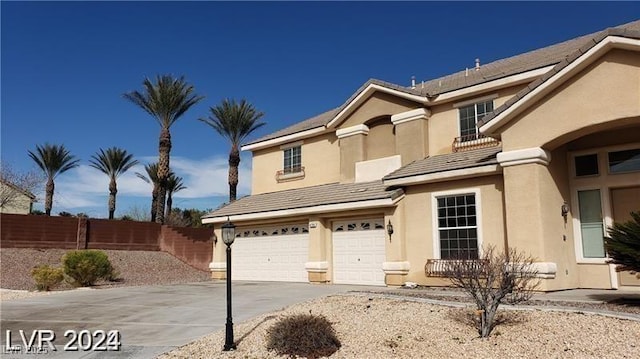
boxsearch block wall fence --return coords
[0,213,213,271]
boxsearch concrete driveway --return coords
[0,281,373,358]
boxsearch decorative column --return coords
[337,124,369,183]
[391,108,430,165]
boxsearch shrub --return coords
[606,211,640,277]
[31,265,64,291]
[266,314,341,359]
[62,250,115,287]
[442,245,539,338]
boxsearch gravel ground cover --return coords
[0,248,210,297]
[160,294,640,359]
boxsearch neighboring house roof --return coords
[0,179,36,200]
[245,19,640,147]
[384,147,501,181]
[202,180,404,220]
[479,27,640,132]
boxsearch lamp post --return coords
[221,217,236,351]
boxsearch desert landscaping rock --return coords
[160,295,640,359]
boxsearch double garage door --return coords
[230,219,386,286]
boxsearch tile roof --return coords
[203,180,404,218]
[247,20,640,146]
[383,147,501,181]
[478,26,640,127]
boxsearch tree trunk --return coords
[108,177,117,220]
[156,127,171,224]
[151,184,158,222]
[228,145,240,202]
[45,178,54,216]
[166,192,173,221]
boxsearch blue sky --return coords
[2,1,639,218]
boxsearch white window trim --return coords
[571,185,610,264]
[431,188,483,260]
[282,145,302,173]
[456,99,495,140]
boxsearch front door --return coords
[610,186,640,287]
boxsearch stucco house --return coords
[0,179,36,215]
[203,20,640,291]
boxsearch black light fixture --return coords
[561,202,569,221]
[386,220,394,241]
[221,217,236,351]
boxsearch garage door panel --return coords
[232,231,308,282]
[333,219,386,286]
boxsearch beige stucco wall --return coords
[366,121,396,160]
[577,264,612,289]
[0,183,33,214]
[250,132,340,194]
[427,85,525,155]
[500,49,640,151]
[337,92,418,130]
[398,175,507,285]
[394,118,428,165]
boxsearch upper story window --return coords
[283,145,302,174]
[459,100,494,141]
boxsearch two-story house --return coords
[203,20,640,291]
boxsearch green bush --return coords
[31,265,64,291]
[62,250,115,287]
[266,314,341,359]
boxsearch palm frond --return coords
[28,143,80,180]
[199,98,266,146]
[89,147,139,180]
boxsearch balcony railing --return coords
[452,133,500,152]
[276,166,305,182]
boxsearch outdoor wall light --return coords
[387,220,394,242]
[561,202,569,221]
[221,217,236,351]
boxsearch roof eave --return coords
[201,194,405,224]
[480,36,640,137]
[383,164,501,187]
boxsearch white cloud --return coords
[43,154,252,216]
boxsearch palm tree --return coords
[165,173,186,219]
[27,143,80,216]
[199,99,265,202]
[135,162,162,223]
[124,75,203,223]
[89,147,139,219]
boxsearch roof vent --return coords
[475,58,480,71]
[411,76,416,89]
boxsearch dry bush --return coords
[266,313,341,359]
[442,245,539,337]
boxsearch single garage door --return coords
[231,223,309,282]
[333,219,386,286]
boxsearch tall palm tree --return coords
[165,173,186,219]
[89,147,139,219]
[135,162,162,223]
[27,143,80,216]
[199,99,265,202]
[124,75,203,223]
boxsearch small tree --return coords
[605,211,640,278]
[442,245,539,338]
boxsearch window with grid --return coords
[458,100,493,141]
[437,194,478,259]
[283,146,302,174]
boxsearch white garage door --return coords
[333,219,386,286]
[231,224,309,282]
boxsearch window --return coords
[575,154,599,177]
[436,194,478,260]
[283,146,301,174]
[577,189,605,258]
[608,148,640,174]
[459,100,493,141]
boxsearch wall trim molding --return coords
[391,108,430,126]
[336,124,370,138]
[497,147,551,167]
